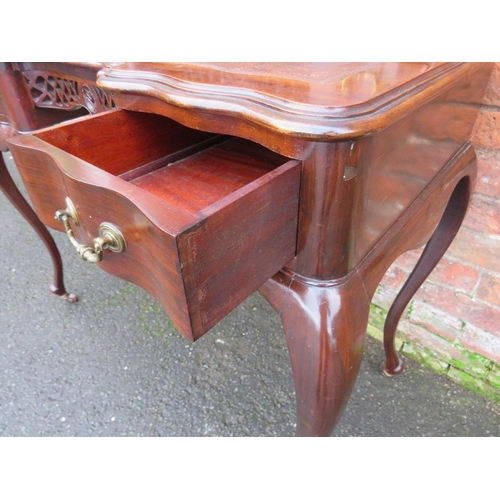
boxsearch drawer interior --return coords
[36,109,290,213]
[128,138,287,212]
[16,109,301,340]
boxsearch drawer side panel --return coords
[180,160,301,339]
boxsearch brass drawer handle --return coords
[55,197,126,263]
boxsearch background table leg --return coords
[0,153,77,302]
[383,176,472,376]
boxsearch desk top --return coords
[97,62,485,140]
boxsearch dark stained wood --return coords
[98,63,493,281]
[260,270,370,437]
[98,62,486,141]
[130,137,288,212]
[36,110,217,177]
[0,62,112,301]
[1,62,494,436]
[383,173,473,376]
[8,109,301,341]
[260,142,478,436]
[179,158,300,335]
[0,62,100,132]
[0,152,77,301]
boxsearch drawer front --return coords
[8,110,301,340]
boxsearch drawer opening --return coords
[36,109,292,213]
[14,108,302,340]
[127,136,290,213]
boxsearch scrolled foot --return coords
[50,285,79,303]
[382,177,471,379]
[383,325,404,376]
[383,358,404,377]
[0,153,76,302]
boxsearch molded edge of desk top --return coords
[97,62,487,140]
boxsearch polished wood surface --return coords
[0,62,109,301]
[383,176,473,376]
[98,63,492,280]
[0,153,77,301]
[98,62,485,141]
[9,109,300,340]
[105,62,447,107]
[1,62,494,436]
[261,142,477,434]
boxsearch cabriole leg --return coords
[0,152,77,302]
[260,271,371,437]
[383,177,471,376]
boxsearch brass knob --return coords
[55,197,126,263]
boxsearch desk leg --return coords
[0,153,77,302]
[383,176,471,376]
[260,271,371,437]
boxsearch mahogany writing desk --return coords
[0,62,493,436]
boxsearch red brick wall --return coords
[371,63,500,399]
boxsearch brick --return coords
[475,149,500,198]
[462,194,500,235]
[402,321,462,360]
[427,258,480,294]
[482,63,500,107]
[369,304,387,332]
[447,366,500,404]
[486,363,500,389]
[366,315,404,352]
[367,322,383,342]
[460,324,500,364]
[447,227,500,274]
[409,300,464,341]
[472,108,500,150]
[415,281,500,335]
[391,249,422,272]
[380,264,409,290]
[446,347,492,378]
[460,325,500,363]
[372,283,399,312]
[400,339,450,374]
[477,272,500,308]
[386,252,480,296]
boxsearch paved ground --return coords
[1,151,499,437]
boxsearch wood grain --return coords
[8,110,301,341]
[1,62,494,436]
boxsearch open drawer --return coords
[8,109,301,340]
